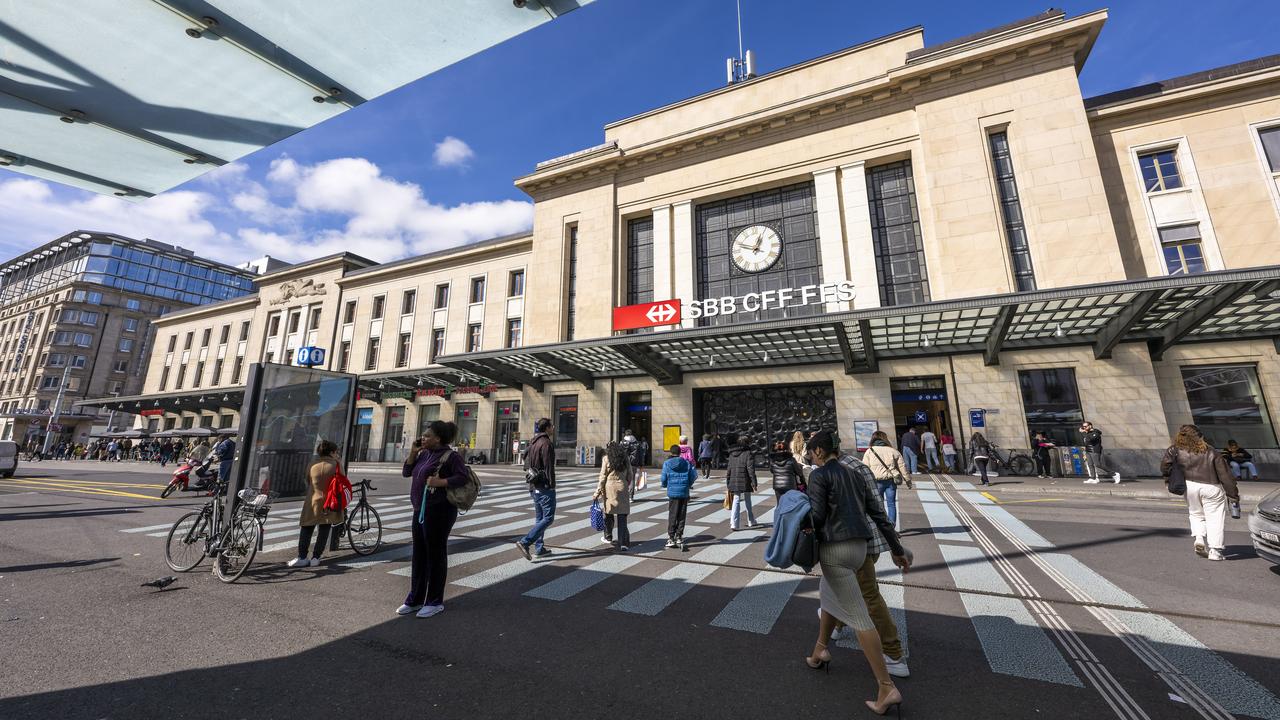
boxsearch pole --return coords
[42,364,72,456]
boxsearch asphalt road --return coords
[2,461,1278,720]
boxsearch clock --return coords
[730,224,782,273]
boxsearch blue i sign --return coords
[969,408,986,428]
[296,346,326,367]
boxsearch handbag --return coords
[723,490,732,510]
[589,500,607,532]
[1167,452,1186,496]
[793,526,818,572]
[323,464,353,512]
[636,470,648,491]
[869,447,910,487]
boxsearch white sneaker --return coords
[286,557,309,568]
[396,603,422,616]
[308,558,321,567]
[416,603,445,618]
[1193,538,1208,558]
[1207,549,1224,561]
[1112,472,1122,484]
[601,535,611,545]
[884,654,911,678]
[1083,478,1100,484]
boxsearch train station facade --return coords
[82,9,1280,472]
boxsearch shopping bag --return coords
[723,491,732,510]
[636,471,648,491]
[589,500,607,531]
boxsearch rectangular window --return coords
[469,277,486,304]
[220,413,235,429]
[61,309,80,324]
[81,311,98,326]
[396,332,411,367]
[1181,365,1276,448]
[265,351,275,364]
[508,270,525,297]
[343,300,356,324]
[118,338,134,352]
[74,333,92,347]
[868,161,930,306]
[285,349,294,365]
[466,323,482,352]
[41,376,58,389]
[1260,126,1280,173]
[200,328,211,347]
[47,353,65,367]
[339,341,351,373]
[123,318,139,333]
[232,356,244,384]
[184,331,194,350]
[71,355,86,368]
[267,314,280,337]
[125,298,141,311]
[219,324,230,344]
[167,334,177,352]
[1018,368,1084,445]
[211,358,223,384]
[372,296,385,320]
[430,329,446,363]
[308,308,321,331]
[175,364,187,390]
[565,227,577,340]
[988,132,1036,292]
[402,289,417,315]
[158,365,170,391]
[239,321,251,342]
[193,361,205,388]
[627,217,654,306]
[112,359,128,373]
[365,337,380,371]
[287,311,301,334]
[553,395,578,449]
[1138,149,1183,192]
[434,283,449,309]
[1159,224,1206,276]
[505,318,523,348]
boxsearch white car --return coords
[0,440,19,477]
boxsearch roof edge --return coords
[1084,52,1280,111]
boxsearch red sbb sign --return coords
[612,299,681,332]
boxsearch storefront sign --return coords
[613,300,682,332]
[969,408,986,428]
[356,408,373,425]
[13,408,52,416]
[891,390,947,403]
[11,311,34,367]
[456,384,497,396]
[382,391,413,400]
[417,387,449,398]
[139,408,164,417]
[357,390,381,403]
[685,280,856,320]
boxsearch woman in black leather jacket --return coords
[804,430,910,716]
[769,440,805,498]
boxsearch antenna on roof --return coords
[725,0,757,85]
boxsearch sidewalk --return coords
[937,472,1279,503]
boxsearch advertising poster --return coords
[854,420,878,452]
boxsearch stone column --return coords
[839,161,880,310]
[651,204,673,332]
[672,200,695,328]
[813,167,850,312]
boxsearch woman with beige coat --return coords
[862,430,911,530]
[594,441,635,551]
[287,440,345,568]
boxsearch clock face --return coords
[730,225,782,273]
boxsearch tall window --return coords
[1181,365,1276,448]
[469,277,486,304]
[431,329,446,363]
[343,300,356,324]
[627,217,654,306]
[396,332,411,367]
[467,323,482,352]
[508,270,525,297]
[553,395,578,449]
[402,289,417,315]
[506,318,523,349]
[434,283,449,309]
[193,361,205,388]
[372,296,385,320]
[1018,369,1084,445]
[211,358,223,385]
[118,338,133,352]
[988,132,1036,292]
[175,364,187,390]
[365,337,380,371]
[184,331,193,350]
[167,335,177,352]
[308,308,321,331]
[123,317,139,333]
[201,328,211,347]
[232,357,244,384]
[287,311,301,334]
[158,365,170,391]
[565,226,578,340]
[219,324,230,344]
[868,161,930,306]
[1138,149,1182,192]
[338,341,351,373]
[239,321,251,342]
[267,315,280,337]
[1160,224,1206,276]
[1260,126,1280,173]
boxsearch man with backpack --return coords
[516,418,556,560]
[660,443,697,550]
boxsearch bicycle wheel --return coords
[165,511,209,572]
[213,514,259,583]
[346,503,383,556]
[1009,454,1035,477]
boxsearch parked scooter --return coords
[160,455,219,499]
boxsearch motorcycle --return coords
[160,455,219,499]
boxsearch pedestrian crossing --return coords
[116,470,1280,720]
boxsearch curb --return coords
[968,480,1274,503]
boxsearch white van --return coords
[0,441,18,477]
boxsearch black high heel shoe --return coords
[866,680,903,716]
[804,641,831,673]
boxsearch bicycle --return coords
[984,443,1035,477]
[342,478,383,556]
[163,477,276,583]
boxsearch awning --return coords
[0,1,592,198]
[432,267,1280,389]
[76,386,246,414]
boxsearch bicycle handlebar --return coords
[358,478,377,491]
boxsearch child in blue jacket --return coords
[661,444,697,550]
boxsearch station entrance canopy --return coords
[77,386,246,415]
[420,267,1280,391]
[0,1,591,198]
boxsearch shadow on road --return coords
[0,508,141,522]
[0,557,120,573]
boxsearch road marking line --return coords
[0,479,160,500]
[981,491,1001,504]
[710,570,803,635]
[607,561,719,616]
[524,554,647,601]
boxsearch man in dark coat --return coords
[516,418,557,560]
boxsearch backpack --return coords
[443,449,482,512]
[323,464,353,512]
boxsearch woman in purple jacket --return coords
[396,420,468,618]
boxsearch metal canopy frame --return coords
[430,267,1280,392]
[75,386,246,414]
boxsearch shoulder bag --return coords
[869,447,910,488]
[1166,450,1186,496]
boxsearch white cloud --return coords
[433,136,475,168]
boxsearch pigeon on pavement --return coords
[141,576,178,590]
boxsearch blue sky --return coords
[1,0,1276,264]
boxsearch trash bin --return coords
[1052,446,1088,477]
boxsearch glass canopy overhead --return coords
[0,0,592,198]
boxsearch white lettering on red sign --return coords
[684,280,856,320]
